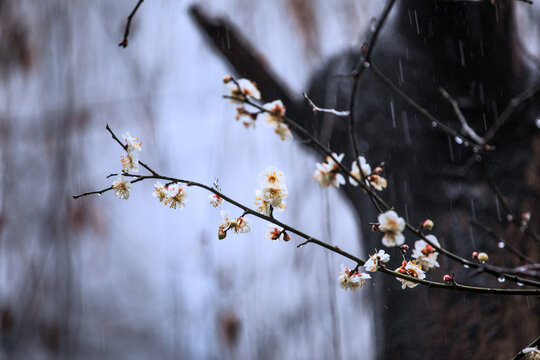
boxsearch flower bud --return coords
[283,232,291,242]
[422,219,434,230]
[443,274,453,282]
[222,75,233,84]
[521,212,531,223]
[477,252,489,262]
[218,229,227,240]
[400,244,409,250]
[472,251,478,259]
[371,224,380,232]
[373,166,383,175]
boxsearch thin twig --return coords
[118,0,145,48]
[346,0,396,214]
[483,81,540,144]
[470,221,536,263]
[369,63,483,152]
[438,87,484,145]
[303,92,349,117]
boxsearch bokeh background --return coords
[0,1,538,359]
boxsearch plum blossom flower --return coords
[225,77,261,102]
[338,264,371,292]
[260,100,286,127]
[274,123,293,141]
[258,166,286,186]
[367,174,387,191]
[121,151,139,173]
[254,189,272,216]
[164,183,188,209]
[235,107,257,128]
[219,211,251,234]
[363,249,391,272]
[209,194,223,208]
[265,225,290,241]
[122,131,142,152]
[313,153,346,188]
[112,175,131,200]
[152,181,168,202]
[378,210,406,247]
[395,260,425,289]
[349,156,371,186]
[255,167,288,213]
[412,235,440,270]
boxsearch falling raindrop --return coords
[463,264,470,269]
[506,214,513,222]
[390,101,396,128]
[517,282,524,287]
[495,196,501,221]
[363,61,370,68]
[431,122,437,128]
[497,242,505,249]
[454,136,463,144]
[497,277,505,283]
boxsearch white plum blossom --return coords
[260,100,286,127]
[258,166,286,186]
[367,174,387,191]
[112,175,131,200]
[164,183,188,209]
[395,261,426,289]
[225,77,261,102]
[218,211,251,234]
[235,107,257,128]
[152,181,168,202]
[121,151,139,173]
[338,264,371,292]
[378,210,406,247]
[364,249,391,272]
[265,225,290,241]
[349,156,371,186]
[274,123,293,141]
[255,167,288,213]
[122,131,142,152]
[254,189,272,216]
[522,347,540,356]
[209,194,223,208]
[313,153,346,188]
[412,235,440,270]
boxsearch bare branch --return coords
[118,0,145,48]
[303,92,349,117]
[438,87,484,145]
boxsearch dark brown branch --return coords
[470,221,536,264]
[118,0,144,48]
[438,87,484,145]
[483,81,540,144]
[346,0,396,214]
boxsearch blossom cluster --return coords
[338,264,371,292]
[224,77,293,141]
[152,181,188,209]
[121,131,141,173]
[218,210,251,239]
[364,249,390,272]
[255,167,288,216]
[349,156,387,191]
[395,260,426,289]
[313,153,346,188]
[111,131,143,200]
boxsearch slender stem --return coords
[303,92,349,117]
[118,0,145,48]
[483,81,540,144]
[438,87,484,145]
[369,63,482,152]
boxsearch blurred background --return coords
[0,1,539,359]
